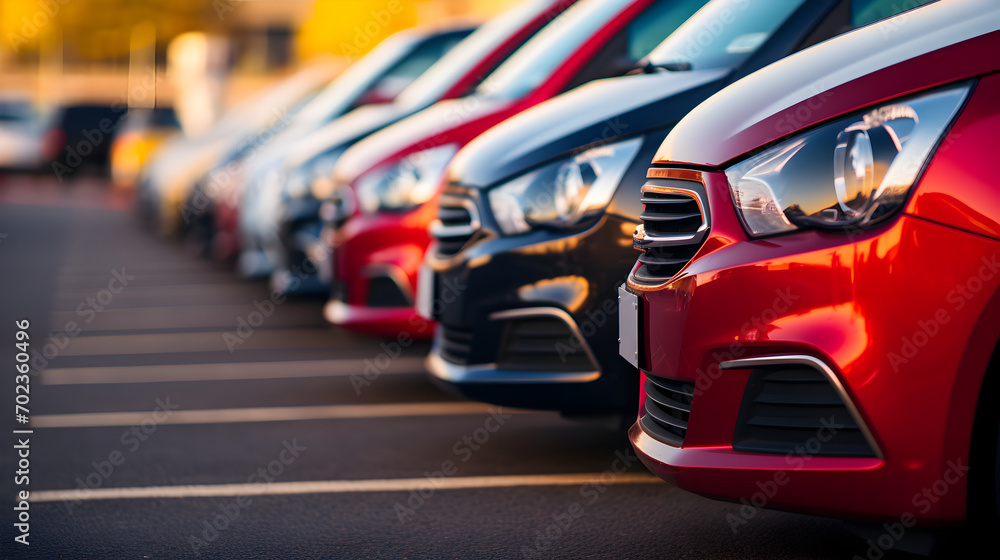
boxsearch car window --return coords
[797,0,941,53]
[380,31,470,84]
[647,0,808,71]
[851,0,938,27]
[398,0,572,109]
[0,102,35,122]
[150,108,180,128]
[564,0,710,91]
[626,0,710,61]
[477,0,633,101]
[361,30,471,105]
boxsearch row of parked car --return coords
[135,0,1000,541]
[0,93,181,190]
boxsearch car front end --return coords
[626,0,1000,525]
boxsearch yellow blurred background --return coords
[0,0,519,105]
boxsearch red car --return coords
[625,0,1000,535]
[326,0,711,338]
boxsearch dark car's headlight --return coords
[285,150,343,201]
[487,137,643,235]
[356,144,458,213]
[725,83,970,237]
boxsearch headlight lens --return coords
[284,150,343,201]
[726,83,970,237]
[488,137,643,235]
[356,144,458,213]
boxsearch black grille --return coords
[640,191,702,235]
[330,279,348,303]
[641,375,694,446]
[733,367,876,457]
[432,192,479,257]
[631,176,708,285]
[438,324,474,365]
[496,318,594,372]
[366,276,411,308]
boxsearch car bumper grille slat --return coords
[640,374,695,446]
[629,175,709,286]
[734,365,875,457]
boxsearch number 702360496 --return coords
[15,319,30,425]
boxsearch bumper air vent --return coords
[640,374,695,446]
[732,362,878,457]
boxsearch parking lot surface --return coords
[1,175,894,559]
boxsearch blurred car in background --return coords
[135,63,340,236]
[322,0,707,339]
[626,0,999,532]
[419,0,936,420]
[45,103,129,179]
[0,95,53,172]
[235,0,578,282]
[187,25,476,258]
[110,107,181,190]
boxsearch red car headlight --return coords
[725,82,971,237]
[355,144,459,214]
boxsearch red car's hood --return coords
[334,96,512,183]
[655,0,1000,168]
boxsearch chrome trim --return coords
[431,194,481,239]
[637,183,708,238]
[361,263,414,304]
[324,300,415,326]
[627,180,710,292]
[632,224,707,248]
[426,350,600,384]
[323,299,349,324]
[720,354,884,459]
[630,420,687,459]
[488,307,601,372]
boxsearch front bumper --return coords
[325,204,436,339]
[270,198,331,296]
[630,168,1000,524]
[423,212,641,415]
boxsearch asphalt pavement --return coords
[0,175,912,559]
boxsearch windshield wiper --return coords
[640,60,693,73]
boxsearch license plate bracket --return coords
[618,284,639,368]
[416,265,436,320]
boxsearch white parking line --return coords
[30,473,663,502]
[56,273,234,291]
[32,402,528,428]
[49,304,323,331]
[56,328,349,356]
[53,283,263,303]
[42,357,427,385]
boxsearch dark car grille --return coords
[733,366,877,457]
[640,374,694,446]
[438,323,474,365]
[328,184,356,228]
[366,276,411,308]
[432,192,480,257]
[330,279,348,303]
[496,317,594,372]
[630,174,709,286]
